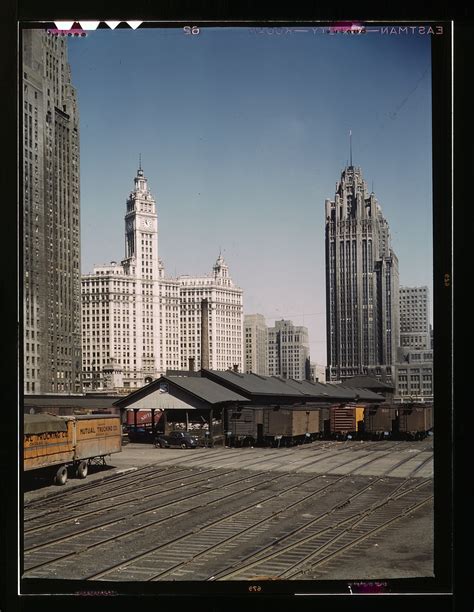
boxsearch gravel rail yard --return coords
[23,439,434,581]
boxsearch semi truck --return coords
[24,413,122,485]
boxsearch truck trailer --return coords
[24,413,122,485]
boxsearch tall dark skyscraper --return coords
[22,30,81,393]
[325,162,399,383]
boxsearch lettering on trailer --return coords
[97,424,119,433]
[79,427,95,435]
[25,430,68,443]
[79,424,119,435]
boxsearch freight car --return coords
[364,405,398,440]
[396,404,433,440]
[226,406,321,447]
[328,405,365,439]
[24,413,122,485]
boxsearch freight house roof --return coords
[113,375,250,409]
[272,377,384,402]
[201,370,382,403]
[202,370,307,397]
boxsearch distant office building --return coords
[399,286,431,350]
[268,320,310,381]
[325,162,399,383]
[23,30,82,393]
[309,363,326,383]
[395,347,433,402]
[244,314,269,375]
[179,255,244,372]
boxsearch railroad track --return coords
[24,439,425,537]
[206,479,432,581]
[22,449,432,581]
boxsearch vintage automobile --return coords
[154,431,200,449]
[127,426,156,443]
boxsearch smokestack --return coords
[201,298,210,370]
[189,357,195,372]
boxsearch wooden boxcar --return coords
[329,405,365,437]
[226,406,320,446]
[364,406,398,439]
[24,414,122,485]
[397,404,433,439]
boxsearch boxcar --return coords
[329,405,365,438]
[364,405,398,439]
[226,406,320,447]
[24,413,122,485]
[397,405,433,439]
[263,408,320,446]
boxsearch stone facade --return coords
[394,347,433,402]
[178,256,244,372]
[399,286,431,350]
[23,30,81,394]
[81,168,243,390]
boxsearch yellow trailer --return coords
[24,414,122,485]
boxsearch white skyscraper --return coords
[81,167,243,390]
[178,255,244,372]
[81,164,179,390]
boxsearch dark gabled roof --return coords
[114,374,249,408]
[272,377,336,398]
[202,370,384,403]
[202,370,306,397]
[334,386,386,402]
[339,376,394,390]
[165,376,250,405]
[273,378,383,402]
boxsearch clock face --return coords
[141,218,152,230]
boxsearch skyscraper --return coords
[325,163,399,383]
[178,255,244,372]
[244,314,268,375]
[81,165,181,391]
[23,30,81,394]
[268,320,310,381]
[81,166,243,390]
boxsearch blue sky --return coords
[67,27,433,365]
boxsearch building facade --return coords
[325,164,400,383]
[394,347,433,402]
[244,314,269,375]
[268,320,310,381]
[81,167,243,390]
[23,30,82,394]
[81,166,181,391]
[178,256,244,372]
[309,363,326,383]
[399,286,431,350]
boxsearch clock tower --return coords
[121,161,162,380]
[123,161,159,280]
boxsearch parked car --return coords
[154,431,199,449]
[127,427,156,443]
